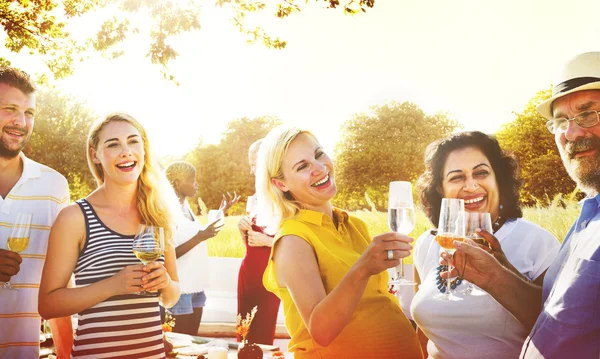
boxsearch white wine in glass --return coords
[434,198,465,301]
[2,212,32,291]
[133,250,163,265]
[132,225,164,295]
[387,181,416,286]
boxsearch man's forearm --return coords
[486,266,543,331]
[49,316,73,359]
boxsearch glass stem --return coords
[447,253,452,296]
[399,258,405,279]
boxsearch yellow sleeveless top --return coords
[263,208,423,359]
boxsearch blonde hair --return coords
[255,125,316,234]
[86,113,178,241]
[164,161,196,188]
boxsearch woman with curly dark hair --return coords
[409,131,559,359]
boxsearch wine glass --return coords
[434,198,465,301]
[459,212,493,295]
[132,225,164,295]
[387,181,416,286]
[2,212,32,291]
[208,209,225,228]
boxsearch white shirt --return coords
[0,154,69,359]
[410,218,560,359]
[173,200,210,294]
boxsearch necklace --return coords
[435,265,462,293]
[428,230,464,292]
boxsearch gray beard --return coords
[563,136,600,196]
[565,156,600,196]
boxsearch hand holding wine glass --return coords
[458,226,526,283]
[132,225,164,295]
[461,212,493,295]
[387,181,416,286]
[110,264,146,295]
[439,238,504,293]
[2,212,32,290]
[355,232,413,279]
[0,249,21,284]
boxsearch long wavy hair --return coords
[86,113,177,241]
[416,131,523,227]
[255,126,317,234]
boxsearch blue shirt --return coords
[521,195,600,358]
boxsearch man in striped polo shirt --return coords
[0,67,73,358]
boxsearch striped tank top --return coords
[71,199,166,358]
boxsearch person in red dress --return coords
[237,139,281,345]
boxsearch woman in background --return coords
[39,113,180,358]
[237,139,281,345]
[255,125,422,358]
[164,161,236,335]
[411,131,559,358]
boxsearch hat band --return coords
[553,77,600,96]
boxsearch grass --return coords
[204,215,247,258]
[205,200,579,262]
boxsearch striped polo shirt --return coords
[0,153,69,359]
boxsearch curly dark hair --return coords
[0,67,35,95]
[416,131,523,227]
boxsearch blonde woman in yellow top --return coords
[255,126,423,359]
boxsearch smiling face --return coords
[0,83,35,159]
[274,133,337,212]
[552,90,600,194]
[91,121,145,186]
[441,146,500,220]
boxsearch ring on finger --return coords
[387,249,394,260]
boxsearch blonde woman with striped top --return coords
[39,113,180,358]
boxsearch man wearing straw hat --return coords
[442,52,600,358]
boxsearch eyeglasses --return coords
[546,110,600,134]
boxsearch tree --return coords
[333,101,460,210]
[24,89,97,200]
[496,88,578,205]
[184,116,282,214]
[1,0,375,82]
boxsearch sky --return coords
[4,0,600,157]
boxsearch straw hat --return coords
[537,52,600,120]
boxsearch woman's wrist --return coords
[160,273,172,293]
[195,230,208,243]
[348,262,370,283]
